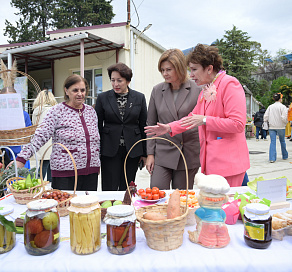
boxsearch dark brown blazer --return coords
[147,80,201,170]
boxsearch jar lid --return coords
[245,203,270,215]
[70,195,99,207]
[0,204,14,216]
[27,199,58,211]
[107,205,134,217]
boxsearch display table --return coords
[1,187,292,272]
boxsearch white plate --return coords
[137,196,167,203]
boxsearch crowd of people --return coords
[4,43,291,191]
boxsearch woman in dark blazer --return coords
[95,63,147,191]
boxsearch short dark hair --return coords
[107,63,132,82]
[273,93,282,102]
[186,43,224,73]
[63,74,89,101]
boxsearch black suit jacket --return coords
[95,88,147,158]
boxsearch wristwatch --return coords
[203,117,207,125]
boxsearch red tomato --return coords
[140,192,146,199]
[152,188,159,195]
[152,194,159,200]
[152,187,159,191]
[138,189,145,195]
[159,191,166,198]
[145,193,152,200]
[145,188,152,194]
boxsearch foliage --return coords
[214,25,260,89]
[4,0,115,43]
[53,0,115,29]
[4,0,56,43]
[269,77,292,106]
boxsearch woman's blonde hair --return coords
[158,49,188,84]
[33,90,58,109]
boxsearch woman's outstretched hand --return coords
[145,122,170,137]
[180,114,205,129]
[6,160,25,170]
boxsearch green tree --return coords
[270,76,292,106]
[214,26,260,89]
[53,0,115,29]
[4,0,56,43]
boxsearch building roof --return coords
[0,32,124,71]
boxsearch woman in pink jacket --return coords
[145,44,250,187]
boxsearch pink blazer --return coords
[170,73,250,177]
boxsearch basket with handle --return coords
[6,176,49,205]
[0,69,42,146]
[36,143,77,216]
[124,137,189,251]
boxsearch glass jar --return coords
[105,205,136,255]
[68,195,101,255]
[244,203,272,249]
[24,199,60,255]
[0,204,16,254]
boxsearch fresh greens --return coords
[0,215,17,232]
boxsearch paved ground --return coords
[33,136,292,191]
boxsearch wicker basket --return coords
[0,69,42,146]
[99,200,117,220]
[6,176,48,204]
[124,137,189,251]
[36,143,77,217]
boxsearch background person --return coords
[254,107,267,141]
[32,89,58,181]
[11,75,100,191]
[146,49,201,189]
[145,44,250,187]
[95,63,147,191]
[263,93,288,163]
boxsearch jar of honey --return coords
[244,203,272,249]
[24,199,60,255]
[68,195,101,255]
[0,204,16,254]
[105,205,136,255]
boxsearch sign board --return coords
[0,93,25,130]
[257,178,287,203]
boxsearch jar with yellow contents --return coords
[68,195,101,255]
[0,204,16,254]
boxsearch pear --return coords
[113,200,123,206]
[101,200,112,208]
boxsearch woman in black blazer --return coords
[95,63,147,191]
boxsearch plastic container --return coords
[68,195,101,255]
[244,203,272,249]
[0,204,16,254]
[24,199,60,255]
[105,205,136,255]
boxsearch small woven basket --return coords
[6,176,48,204]
[99,200,117,220]
[124,137,189,251]
[0,69,42,146]
[37,143,77,217]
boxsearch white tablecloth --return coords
[1,188,292,272]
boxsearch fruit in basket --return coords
[41,191,71,203]
[167,189,181,219]
[26,218,43,234]
[113,200,123,206]
[101,200,113,208]
[42,212,59,230]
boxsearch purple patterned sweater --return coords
[17,102,100,177]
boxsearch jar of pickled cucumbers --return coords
[104,205,136,255]
[68,195,101,255]
[0,204,16,254]
[24,199,60,255]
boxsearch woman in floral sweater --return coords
[14,75,100,191]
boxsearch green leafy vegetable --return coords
[0,215,17,232]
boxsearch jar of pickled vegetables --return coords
[24,199,60,255]
[68,195,101,255]
[0,204,16,254]
[104,205,136,255]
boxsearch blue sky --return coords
[1,0,291,57]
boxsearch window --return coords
[73,68,102,105]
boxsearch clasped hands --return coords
[145,114,205,137]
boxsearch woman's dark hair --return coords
[186,43,224,73]
[273,93,282,102]
[63,74,89,101]
[107,63,133,82]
